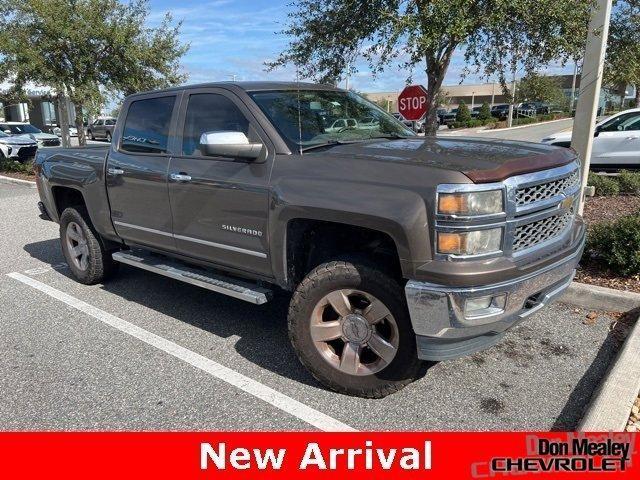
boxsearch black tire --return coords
[106,132,112,143]
[59,206,119,285]
[288,260,423,398]
[88,130,94,140]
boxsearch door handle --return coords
[626,136,639,140]
[107,167,124,176]
[170,173,192,182]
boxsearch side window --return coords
[182,93,250,156]
[621,113,640,131]
[600,112,639,133]
[106,119,116,126]
[96,120,104,126]
[121,96,175,154]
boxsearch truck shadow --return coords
[24,239,431,393]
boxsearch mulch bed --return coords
[0,170,35,181]
[577,195,640,293]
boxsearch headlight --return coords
[437,228,502,255]
[438,190,503,216]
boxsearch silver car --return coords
[87,117,116,142]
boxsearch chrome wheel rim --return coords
[310,289,399,376]
[65,221,90,271]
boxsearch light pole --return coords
[571,0,613,215]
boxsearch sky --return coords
[148,0,577,93]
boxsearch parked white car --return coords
[0,131,38,161]
[52,125,79,138]
[0,122,61,148]
[541,108,640,171]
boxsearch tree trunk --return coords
[635,84,640,108]
[56,92,71,148]
[74,102,87,147]
[423,48,455,137]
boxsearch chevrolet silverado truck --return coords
[34,82,585,398]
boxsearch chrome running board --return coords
[112,249,272,305]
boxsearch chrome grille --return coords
[513,209,573,252]
[515,170,580,207]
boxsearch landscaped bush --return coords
[477,102,492,121]
[618,170,640,195]
[455,100,472,123]
[587,214,640,275]
[0,159,34,175]
[588,172,620,196]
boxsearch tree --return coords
[268,0,592,136]
[0,0,188,146]
[605,0,640,108]
[515,73,566,106]
[455,100,472,123]
[477,101,492,121]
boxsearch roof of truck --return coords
[127,81,342,98]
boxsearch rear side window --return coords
[121,96,175,154]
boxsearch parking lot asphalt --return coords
[0,183,622,431]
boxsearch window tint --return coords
[121,96,175,154]
[106,119,116,126]
[600,112,640,132]
[182,94,250,156]
[96,120,104,126]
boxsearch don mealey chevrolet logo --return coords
[222,224,263,237]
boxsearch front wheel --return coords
[288,260,423,398]
[106,131,112,143]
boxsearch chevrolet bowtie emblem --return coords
[561,196,574,210]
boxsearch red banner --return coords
[0,432,636,479]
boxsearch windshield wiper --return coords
[300,139,364,152]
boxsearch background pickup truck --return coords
[35,82,586,398]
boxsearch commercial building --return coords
[365,75,636,114]
[0,86,77,134]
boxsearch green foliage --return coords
[269,0,593,136]
[0,0,189,145]
[618,170,640,194]
[455,101,472,123]
[0,159,35,175]
[587,214,640,276]
[588,173,620,196]
[515,73,566,105]
[477,101,492,121]
[605,1,640,106]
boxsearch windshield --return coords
[249,90,415,148]
[2,123,42,134]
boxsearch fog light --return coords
[464,294,507,318]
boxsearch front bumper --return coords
[405,228,585,361]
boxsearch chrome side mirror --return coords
[199,131,263,160]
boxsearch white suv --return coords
[542,108,640,171]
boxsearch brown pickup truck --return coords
[34,82,585,398]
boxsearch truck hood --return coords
[319,137,576,183]
[18,132,59,141]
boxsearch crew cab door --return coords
[106,93,179,251]
[592,111,640,168]
[167,88,272,276]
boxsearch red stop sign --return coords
[398,85,429,121]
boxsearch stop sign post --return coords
[398,85,429,121]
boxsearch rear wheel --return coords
[106,131,112,143]
[288,260,422,398]
[60,206,119,285]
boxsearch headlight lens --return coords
[438,190,503,216]
[437,228,502,255]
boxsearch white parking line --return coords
[6,272,356,432]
